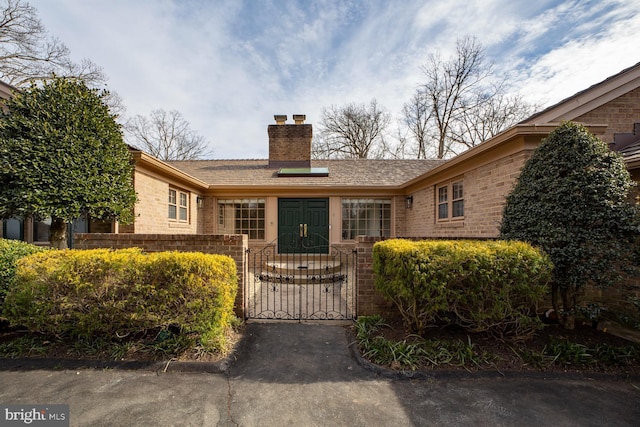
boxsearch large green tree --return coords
[0,77,137,248]
[500,122,639,329]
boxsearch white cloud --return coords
[25,0,640,158]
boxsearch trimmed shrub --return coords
[373,239,553,338]
[0,238,45,313]
[500,121,639,329]
[3,248,238,352]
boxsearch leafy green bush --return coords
[373,239,552,338]
[354,316,492,370]
[0,238,45,313]
[3,248,238,352]
[500,121,640,329]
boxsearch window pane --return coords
[169,189,176,204]
[179,193,187,207]
[217,198,265,239]
[179,207,187,221]
[438,203,448,219]
[341,198,391,239]
[168,205,177,219]
[453,182,463,199]
[4,218,22,240]
[438,187,448,203]
[34,218,51,242]
[453,200,464,217]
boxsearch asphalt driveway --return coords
[1,322,639,426]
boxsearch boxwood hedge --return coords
[3,248,238,352]
[373,239,553,338]
[0,238,46,313]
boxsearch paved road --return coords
[1,322,639,426]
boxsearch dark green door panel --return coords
[278,198,329,253]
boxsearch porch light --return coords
[197,196,205,209]
[406,196,413,209]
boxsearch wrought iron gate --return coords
[246,235,356,320]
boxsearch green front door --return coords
[278,198,329,254]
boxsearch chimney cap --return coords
[274,115,287,125]
[293,114,306,124]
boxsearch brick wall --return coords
[574,86,640,144]
[268,124,312,166]
[133,170,201,234]
[355,236,398,318]
[404,151,532,239]
[74,233,248,318]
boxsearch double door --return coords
[278,198,329,254]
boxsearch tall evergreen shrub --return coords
[500,122,639,329]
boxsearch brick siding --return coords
[404,151,532,239]
[132,170,201,234]
[268,124,312,165]
[574,87,640,144]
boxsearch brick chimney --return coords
[268,114,312,168]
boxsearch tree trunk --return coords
[551,282,576,330]
[49,217,68,249]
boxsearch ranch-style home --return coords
[105,61,640,247]
[2,63,639,248]
[2,62,639,320]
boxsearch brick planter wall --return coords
[355,236,398,319]
[74,233,248,318]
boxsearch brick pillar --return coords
[355,236,397,318]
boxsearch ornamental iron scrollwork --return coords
[246,236,356,321]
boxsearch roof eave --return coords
[131,150,209,190]
[402,123,608,189]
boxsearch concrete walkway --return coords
[1,322,639,426]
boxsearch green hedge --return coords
[373,239,553,338]
[0,238,46,313]
[3,248,238,351]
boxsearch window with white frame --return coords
[342,198,391,240]
[217,199,265,240]
[169,188,189,222]
[437,180,464,221]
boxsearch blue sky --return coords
[28,0,640,159]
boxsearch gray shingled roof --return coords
[165,159,445,188]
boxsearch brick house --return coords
[114,62,640,249]
[3,64,639,247]
[2,63,640,319]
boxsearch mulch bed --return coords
[371,317,640,376]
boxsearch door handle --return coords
[304,223,308,237]
[299,224,308,237]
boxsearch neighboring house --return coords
[2,62,640,249]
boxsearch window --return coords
[217,199,266,240]
[169,188,189,222]
[437,180,464,221]
[342,198,391,240]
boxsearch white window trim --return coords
[436,179,464,222]
[169,188,189,223]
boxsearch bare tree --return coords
[404,35,534,159]
[0,0,105,86]
[448,88,537,148]
[402,90,433,159]
[313,99,391,159]
[125,109,211,161]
